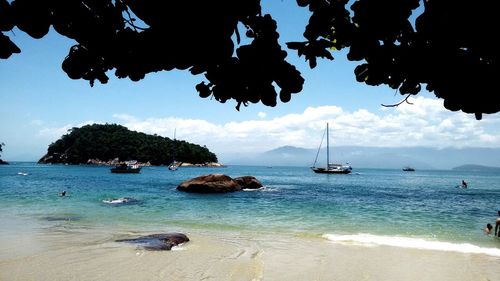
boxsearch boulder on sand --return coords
[177,174,263,193]
[116,233,189,251]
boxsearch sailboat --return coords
[168,129,179,171]
[311,123,352,174]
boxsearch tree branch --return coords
[381,93,413,107]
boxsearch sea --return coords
[1,162,499,257]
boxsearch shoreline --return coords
[1,215,499,281]
[34,159,227,168]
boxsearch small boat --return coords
[168,129,180,171]
[110,162,141,173]
[311,123,352,174]
[168,162,179,171]
[402,166,415,171]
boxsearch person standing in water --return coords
[495,210,500,237]
[461,180,468,188]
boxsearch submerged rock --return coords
[177,174,263,193]
[42,215,83,222]
[116,233,189,251]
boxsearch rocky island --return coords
[452,164,500,173]
[38,124,220,166]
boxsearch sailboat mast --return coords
[172,128,176,162]
[326,123,329,168]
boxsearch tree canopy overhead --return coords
[1,0,498,119]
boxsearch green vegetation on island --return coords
[38,124,217,165]
[0,142,8,164]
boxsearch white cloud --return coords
[37,120,98,141]
[257,112,266,119]
[41,97,500,159]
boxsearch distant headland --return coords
[452,164,500,173]
[38,124,220,166]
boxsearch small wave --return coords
[102,197,140,205]
[243,187,265,192]
[242,186,278,192]
[171,243,188,251]
[322,233,500,257]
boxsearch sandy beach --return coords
[1,219,499,281]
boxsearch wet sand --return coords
[1,220,499,281]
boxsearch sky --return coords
[1,1,500,162]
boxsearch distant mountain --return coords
[224,146,500,170]
[452,164,500,172]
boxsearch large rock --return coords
[116,233,189,251]
[234,176,263,190]
[177,174,240,193]
[177,174,263,193]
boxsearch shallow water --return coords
[1,162,499,253]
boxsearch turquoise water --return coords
[1,162,499,250]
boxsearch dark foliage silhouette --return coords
[0,142,7,164]
[1,0,498,119]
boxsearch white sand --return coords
[1,221,499,281]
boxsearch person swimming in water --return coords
[59,190,66,197]
[484,223,493,235]
[461,180,467,188]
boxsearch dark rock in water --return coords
[177,174,241,193]
[43,215,83,222]
[234,176,263,190]
[0,159,8,165]
[116,233,189,251]
[177,174,264,193]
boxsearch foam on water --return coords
[323,233,500,257]
[243,186,278,192]
[243,187,265,192]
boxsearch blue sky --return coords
[1,1,500,162]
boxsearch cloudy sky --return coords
[1,2,499,161]
[30,96,500,162]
